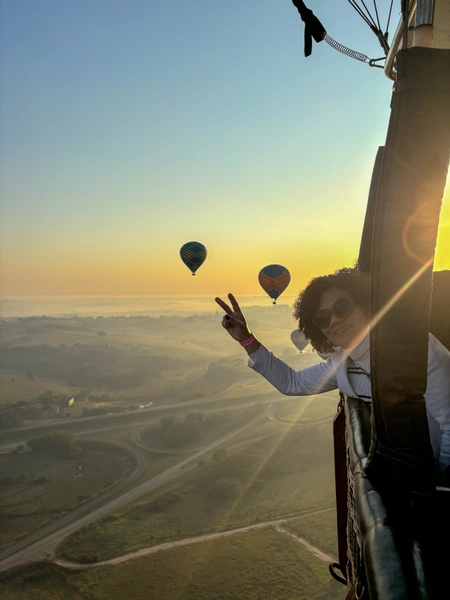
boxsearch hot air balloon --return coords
[290,329,308,352]
[258,264,290,304]
[180,241,207,275]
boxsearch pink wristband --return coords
[240,334,256,347]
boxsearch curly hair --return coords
[293,267,370,354]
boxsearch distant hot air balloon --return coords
[180,241,207,275]
[290,329,308,352]
[258,264,291,304]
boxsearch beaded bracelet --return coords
[240,334,256,347]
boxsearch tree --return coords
[38,390,53,409]
[160,415,177,429]
[27,430,81,459]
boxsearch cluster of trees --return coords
[204,358,249,389]
[0,406,23,429]
[0,390,85,430]
[27,430,82,459]
[143,412,205,448]
[142,411,232,449]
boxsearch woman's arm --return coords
[248,344,339,396]
[215,293,339,396]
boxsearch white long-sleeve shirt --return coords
[248,332,450,476]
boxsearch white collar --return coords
[343,329,370,362]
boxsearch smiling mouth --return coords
[334,325,351,335]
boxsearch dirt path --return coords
[0,407,272,573]
[274,525,337,563]
[53,508,336,571]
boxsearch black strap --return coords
[329,562,347,586]
[291,0,326,57]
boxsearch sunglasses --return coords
[312,298,354,329]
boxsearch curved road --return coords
[0,406,272,573]
[0,440,146,563]
[0,391,338,572]
[1,377,272,438]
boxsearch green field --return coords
[0,312,343,599]
[285,510,339,559]
[136,405,262,451]
[0,525,343,599]
[0,312,324,421]
[0,442,135,551]
[0,372,79,407]
[57,424,335,563]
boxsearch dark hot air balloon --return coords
[258,264,291,304]
[180,241,207,275]
[290,329,308,352]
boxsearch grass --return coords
[0,387,282,448]
[136,405,262,451]
[0,563,83,600]
[0,372,79,406]
[65,528,343,600]
[0,443,135,551]
[0,525,344,599]
[223,413,333,454]
[79,432,192,488]
[0,313,325,410]
[57,426,336,563]
[284,510,339,559]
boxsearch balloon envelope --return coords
[290,329,308,352]
[258,264,291,304]
[180,241,207,275]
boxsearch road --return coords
[0,385,282,450]
[0,395,279,452]
[0,440,146,562]
[0,377,271,437]
[0,388,337,572]
[52,508,336,571]
[0,405,272,573]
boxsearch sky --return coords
[1,1,449,302]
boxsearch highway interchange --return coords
[0,384,337,573]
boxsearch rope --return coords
[291,1,391,67]
[372,0,383,31]
[348,0,378,30]
[346,0,394,55]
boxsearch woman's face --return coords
[316,287,368,349]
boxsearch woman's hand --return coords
[215,293,251,342]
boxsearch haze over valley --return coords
[0,302,343,599]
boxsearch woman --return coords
[215,268,450,482]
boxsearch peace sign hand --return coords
[215,293,251,342]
